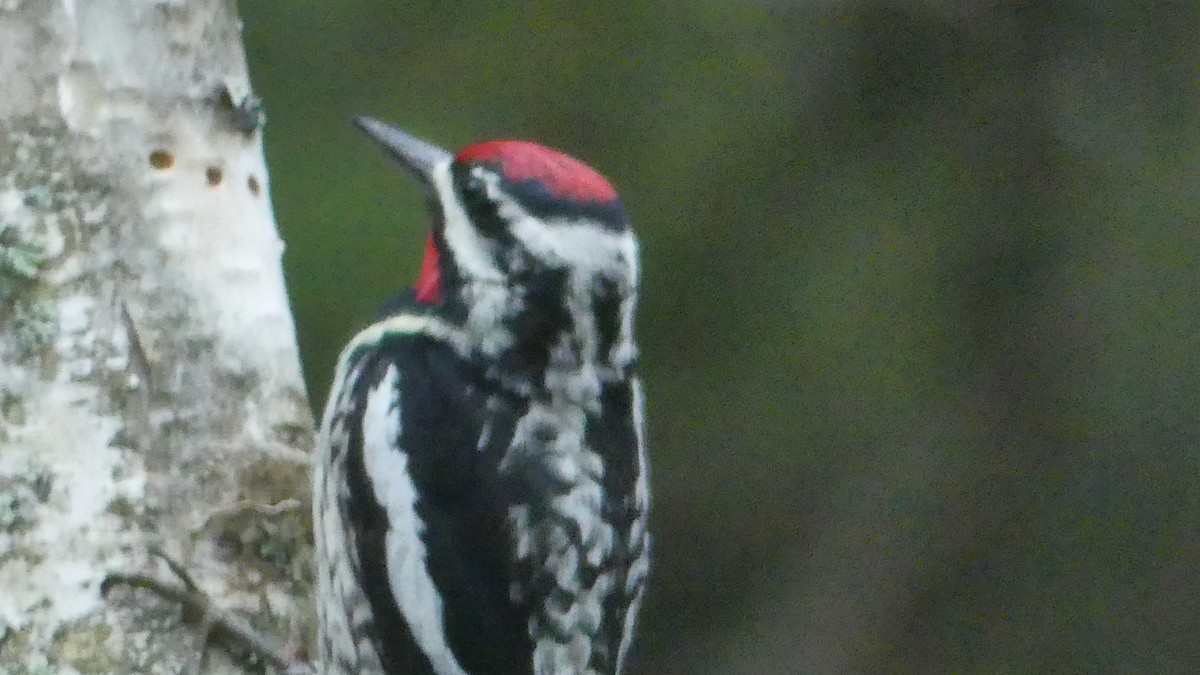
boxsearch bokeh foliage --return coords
[241,1,1200,671]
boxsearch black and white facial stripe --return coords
[430,158,640,394]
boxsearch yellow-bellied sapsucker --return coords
[314,118,650,675]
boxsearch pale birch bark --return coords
[0,1,314,672]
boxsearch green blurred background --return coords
[240,2,1200,672]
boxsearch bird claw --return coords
[103,549,312,674]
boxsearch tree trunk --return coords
[0,1,314,672]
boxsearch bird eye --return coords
[455,166,505,237]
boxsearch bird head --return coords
[355,117,640,384]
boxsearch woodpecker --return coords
[313,118,650,675]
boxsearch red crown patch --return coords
[455,141,619,204]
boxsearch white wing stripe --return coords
[361,365,470,675]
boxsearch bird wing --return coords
[314,336,388,673]
[318,318,534,675]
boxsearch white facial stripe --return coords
[510,217,637,282]
[494,183,640,378]
[477,166,638,285]
[611,284,639,369]
[431,161,505,283]
[430,162,521,355]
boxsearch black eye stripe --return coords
[451,163,506,237]
[450,159,630,234]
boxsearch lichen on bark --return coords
[0,1,315,672]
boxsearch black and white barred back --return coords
[313,119,650,675]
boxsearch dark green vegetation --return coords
[241,2,1200,672]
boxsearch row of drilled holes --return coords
[148,150,260,196]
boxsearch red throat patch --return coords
[454,141,619,204]
[414,233,442,304]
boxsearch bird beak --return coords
[353,116,452,186]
